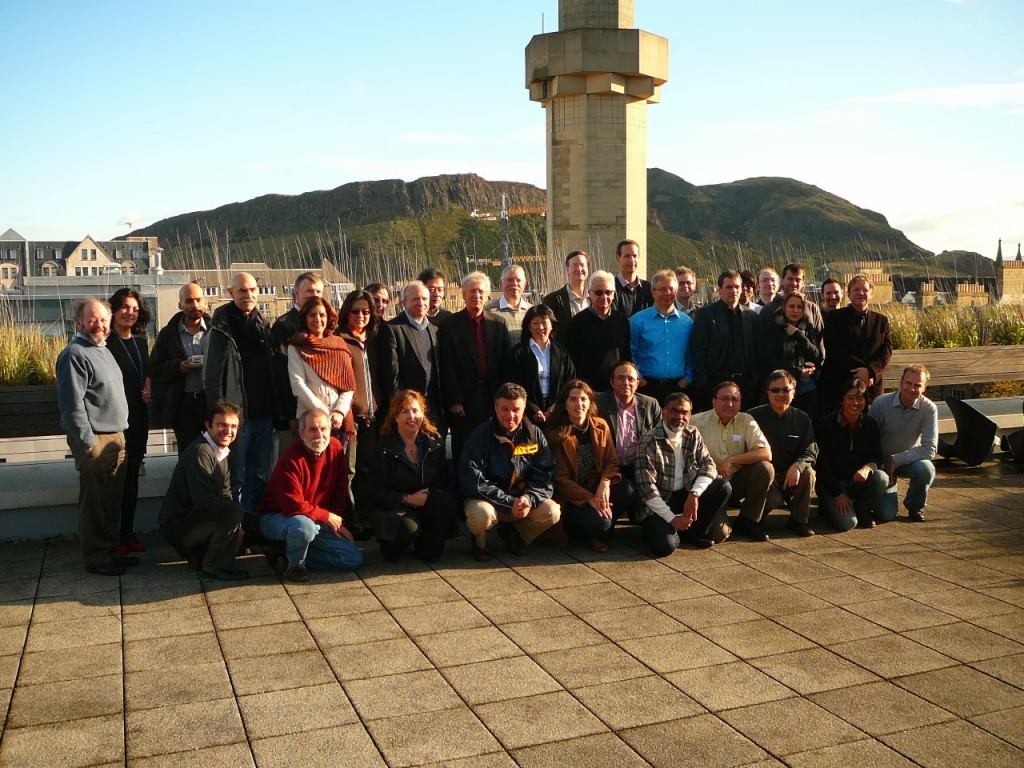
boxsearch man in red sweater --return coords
[258,408,363,581]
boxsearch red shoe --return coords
[121,533,147,553]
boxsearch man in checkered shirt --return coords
[634,392,732,556]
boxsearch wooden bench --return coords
[889,345,1024,390]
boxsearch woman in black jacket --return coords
[759,291,823,413]
[361,390,457,562]
[507,304,576,426]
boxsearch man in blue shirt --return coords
[630,269,693,405]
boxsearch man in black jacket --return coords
[690,271,759,411]
[389,281,444,431]
[150,282,212,452]
[542,249,590,330]
[564,271,631,392]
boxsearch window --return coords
[75,267,82,276]
[204,286,219,297]
[54,249,62,259]
[36,249,45,260]
[258,284,276,295]
[258,302,272,314]
[90,249,97,260]
[2,267,8,278]
[81,248,87,258]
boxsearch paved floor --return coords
[1,462,1023,768]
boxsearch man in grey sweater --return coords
[869,364,938,523]
[56,299,131,575]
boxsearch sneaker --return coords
[734,516,769,542]
[786,519,815,537]
[282,563,310,582]
[908,509,926,523]
[498,525,529,556]
[121,532,146,553]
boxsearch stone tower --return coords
[525,0,668,277]
[996,239,1024,304]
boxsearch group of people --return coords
[54,240,939,579]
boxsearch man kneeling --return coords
[258,408,364,581]
[460,382,561,561]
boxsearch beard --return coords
[303,435,330,455]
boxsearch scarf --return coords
[289,332,356,394]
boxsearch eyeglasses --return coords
[613,375,638,382]
[715,396,741,403]
[768,387,793,394]
[351,309,372,316]
[590,290,614,296]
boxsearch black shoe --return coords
[380,541,404,563]
[498,524,529,556]
[86,561,127,576]
[264,541,286,570]
[908,510,926,523]
[734,516,769,542]
[113,554,141,567]
[857,517,876,529]
[471,539,490,562]
[200,566,250,581]
[681,531,715,549]
[282,563,309,582]
[786,519,815,537]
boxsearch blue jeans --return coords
[876,460,935,519]
[817,469,890,531]
[259,513,364,570]
[229,416,274,512]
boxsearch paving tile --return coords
[728,584,833,617]
[513,731,648,767]
[0,655,17,691]
[514,562,608,590]
[0,713,123,768]
[370,576,465,609]
[581,604,687,641]
[809,680,955,736]
[831,633,956,678]
[545,581,647,614]
[842,595,957,632]
[390,600,490,636]
[621,713,768,768]
[971,652,1024,688]
[0,601,32,629]
[798,575,898,607]
[35,571,121,599]
[418,753,517,768]
[775,606,888,645]
[971,706,1024,750]
[858,566,957,595]
[668,661,795,711]
[14,641,120,686]
[305,610,404,648]
[619,631,737,674]
[811,549,903,575]
[973,610,1024,643]
[470,590,570,624]
[586,556,679,583]
[719,697,865,755]
[476,690,606,749]
[750,648,880,694]
[881,719,1024,768]
[217,620,318,660]
[208,595,301,629]
[904,621,1024,662]
[440,567,537,598]
[324,637,433,681]
[7,673,122,727]
[366,706,502,766]
[533,642,652,689]
[122,606,214,642]
[357,558,436,587]
[915,559,1014,588]
[124,631,223,673]
[697,618,815,658]
[975,554,1024,578]
[440,655,562,705]
[291,585,384,618]
[252,722,385,767]
[30,594,121,624]
[131,742,257,767]
[126,660,233,711]
[613,573,715,604]
[201,576,288,605]
[345,668,463,720]
[687,563,785,594]
[895,665,1024,716]
[416,625,522,668]
[978,581,1024,609]
[657,594,761,628]
[746,552,845,584]
[499,615,606,654]
[227,649,336,696]
[660,546,736,574]
[121,585,208,615]
[24,614,120,652]
[574,674,704,729]
[237,683,358,740]
[911,587,1020,621]
[785,738,918,768]
[127,696,247,759]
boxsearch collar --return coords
[202,431,231,462]
[74,331,105,348]
[404,311,430,331]
[566,284,587,300]
[657,305,679,319]
[895,394,921,411]
[179,315,208,334]
[711,411,736,428]
[617,274,640,289]
[529,338,550,355]
[615,396,636,412]
[499,296,524,311]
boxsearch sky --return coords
[1,0,1022,258]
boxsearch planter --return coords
[0,385,61,438]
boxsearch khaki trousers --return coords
[464,498,561,547]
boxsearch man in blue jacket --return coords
[460,382,561,561]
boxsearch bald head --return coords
[228,272,258,314]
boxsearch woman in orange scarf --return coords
[287,297,357,441]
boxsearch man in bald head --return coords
[205,272,284,523]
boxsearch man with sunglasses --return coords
[750,370,818,537]
[564,271,632,392]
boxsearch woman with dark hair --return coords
[759,290,824,414]
[546,378,621,552]
[361,390,457,562]
[107,287,152,555]
[287,296,356,439]
[507,303,576,425]
[814,378,890,531]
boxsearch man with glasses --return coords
[674,266,700,317]
[485,264,532,345]
[365,282,392,320]
[630,269,693,405]
[750,370,818,536]
[417,267,453,326]
[565,271,632,392]
[595,362,662,523]
[692,381,775,541]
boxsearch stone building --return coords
[995,239,1024,304]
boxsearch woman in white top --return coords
[287,297,357,441]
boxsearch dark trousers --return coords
[120,419,148,535]
[162,500,244,569]
[173,391,206,454]
[639,378,689,407]
[449,381,493,470]
[373,489,458,561]
[560,502,614,544]
[642,477,731,557]
[67,433,126,568]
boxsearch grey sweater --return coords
[56,335,129,448]
[868,391,938,467]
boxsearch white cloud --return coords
[811,108,879,129]
[855,83,1024,108]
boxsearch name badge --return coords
[513,443,540,456]
[731,434,742,442]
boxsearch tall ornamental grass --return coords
[0,323,64,386]
[884,303,1024,349]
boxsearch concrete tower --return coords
[526,0,668,277]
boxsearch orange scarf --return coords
[289,332,356,394]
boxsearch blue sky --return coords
[2,0,1021,257]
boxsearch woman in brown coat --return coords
[546,379,621,552]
